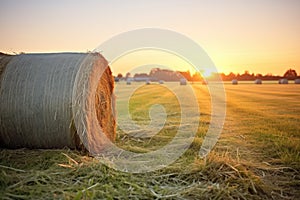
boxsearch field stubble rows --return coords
[0,82,299,199]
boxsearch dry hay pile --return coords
[0,53,13,80]
[232,79,238,85]
[278,78,288,84]
[179,78,187,85]
[254,79,262,84]
[0,53,115,151]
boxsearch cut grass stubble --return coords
[0,82,299,199]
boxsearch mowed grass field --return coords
[0,82,299,199]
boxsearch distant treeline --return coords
[115,68,300,82]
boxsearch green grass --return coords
[1,82,299,199]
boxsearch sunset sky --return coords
[1,0,299,76]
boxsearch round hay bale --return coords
[180,78,187,85]
[114,77,120,82]
[254,79,262,84]
[295,79,300,84]
[0,54,13,80]
[282,79,289,84]
[232,79,238,85]
[278,78,288,84]
[0,53,116,150]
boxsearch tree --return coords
[178,71,192,81]
[117,73,123,79]
[192,72,203,81]
[283,69,297,78]
[255,73,263,78]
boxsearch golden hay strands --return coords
[0,53,115,151]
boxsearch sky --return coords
[0,0,300,76]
